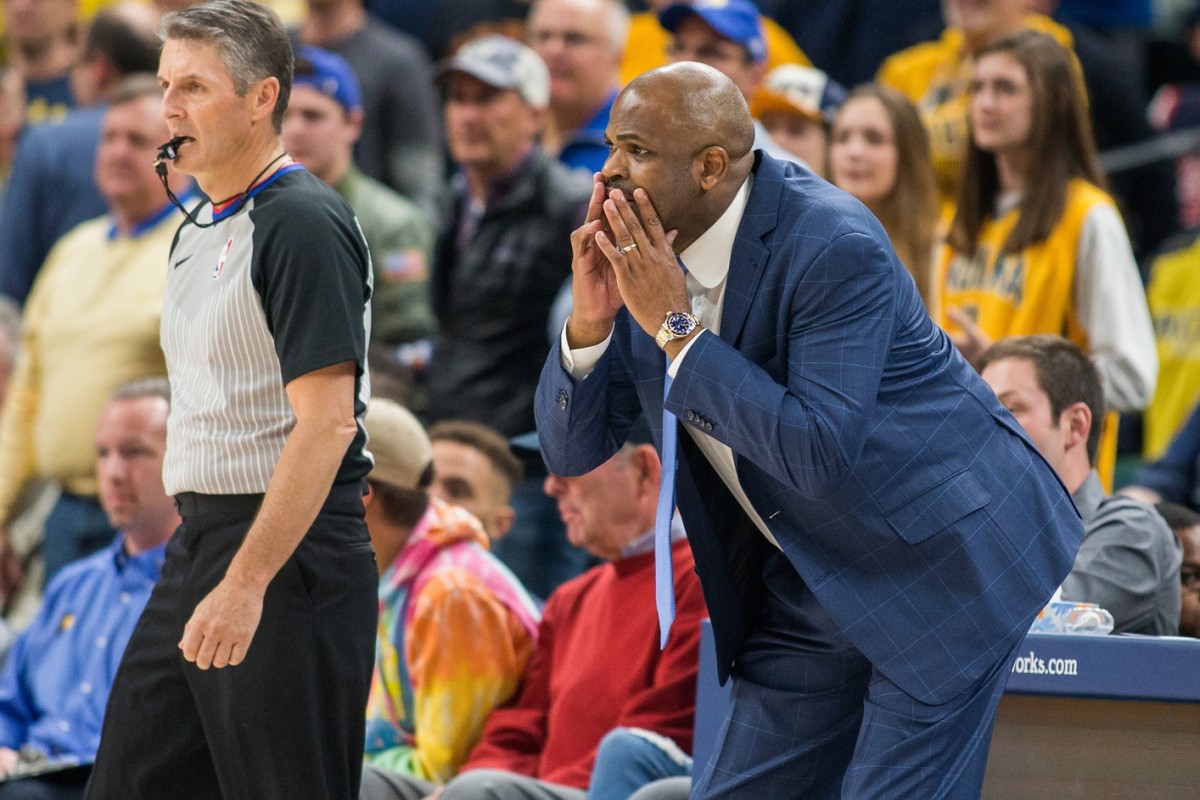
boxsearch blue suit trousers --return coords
[693,550,1018,799]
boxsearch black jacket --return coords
[426,150,590,437]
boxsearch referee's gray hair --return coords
[159,0,293,132]
[111,377,172,408]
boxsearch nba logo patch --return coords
[213,238,233,280]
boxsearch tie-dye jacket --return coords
[364,497,541,782]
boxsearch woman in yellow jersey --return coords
[829,84,939,311]
[939,30,1153,394]
[938,29,1156,484]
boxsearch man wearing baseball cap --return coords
[283,46,436,352]
[424,35,592,600]
[659,0,804,166]
[358,398,541,797]
[750,63,847,178]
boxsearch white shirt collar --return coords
[678,174,754,290]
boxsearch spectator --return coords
[0,379,178,799]
[769,0,943,88]
[428,420,522,542]
[283,46,436,350]
[1156,502,1200,638]
[829,83,939,309]
[0,68,24,190]
[878,0,1076,207]
[0,297,56,635]
[0,300,17,407]
[425,36,590,598]
[370,441,706,800]
[363,0,528,63]
[979,335,1181,636]
[937,30,1155,487]
[0,76,194,596]
[1122,397,1200,511]
[620,0,810,90]
[0,2,161,305]
[1029,0,1177,260]
[527,0,628,175]
[358,400,540,794]
[749,63,846,178]
[294,0,444,220]
[1146,5,1200,234]
[658,0,804,165]
[2,0,78,123]
[1138,229,1200,460]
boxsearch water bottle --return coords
[1029,600,1115,635]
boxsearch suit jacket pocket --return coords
[885,469,992,545]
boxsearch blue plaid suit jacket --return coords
[535,153,1083,705]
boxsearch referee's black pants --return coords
[84,486,378,800]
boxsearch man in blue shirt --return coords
[0,379,177,799]
[527,0,627,175]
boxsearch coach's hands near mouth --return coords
[180,578,263,669]
[594,186,690,351]
[566,173,626,349]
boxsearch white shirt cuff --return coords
[560,320,613,379]
[667,329,707,379]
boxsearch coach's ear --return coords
[695,146,730,192]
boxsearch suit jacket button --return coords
[705,422,713,432]
[556,389,568,410]
[686,410,695,421]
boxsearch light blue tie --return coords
[655,357,677,649]
[655,256,688,648]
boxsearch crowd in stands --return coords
[1,0,1200,797]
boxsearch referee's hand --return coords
[180,579,264,669]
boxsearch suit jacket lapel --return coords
[719,153,784,348]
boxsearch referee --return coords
[86,2,377,798]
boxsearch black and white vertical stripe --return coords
[161,206,295,496]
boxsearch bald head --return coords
[602,62,755,251]
[623,62,755,160]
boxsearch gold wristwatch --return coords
[655,311,699,350]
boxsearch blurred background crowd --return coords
[2,0,1200,796]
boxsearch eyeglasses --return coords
[1182,566,1200,591]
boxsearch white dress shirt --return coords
[561,175,780,548]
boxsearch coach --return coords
[536,63,1083,798]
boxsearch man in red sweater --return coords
[430,437,708,800]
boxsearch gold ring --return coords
[620,243,638,253]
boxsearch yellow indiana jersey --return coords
[936,178,1120,488]
[877,14,1075,206]
[1143,233,1200,458]
[935,179,1116,347]
[620,12,810,87]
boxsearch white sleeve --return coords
[559,319,613,379]
[1074,203,1158,412]
[666,328,709,379]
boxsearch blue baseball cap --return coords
[659,0,767,65]
[292,45,363,114]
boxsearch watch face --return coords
[666,312,696,336]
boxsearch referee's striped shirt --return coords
[161,166,373,497]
